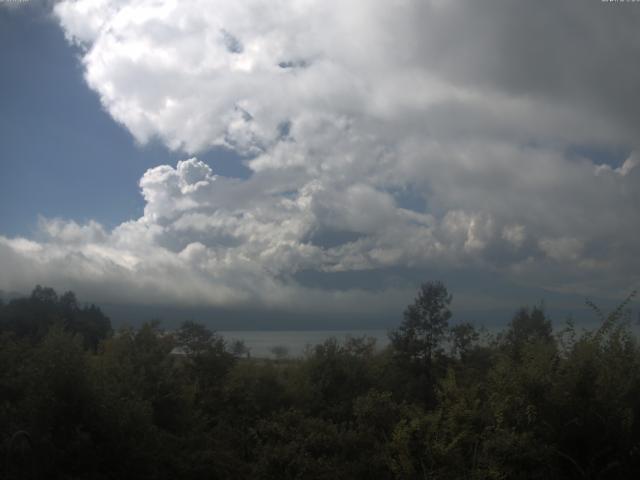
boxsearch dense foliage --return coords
[1,283,639,479]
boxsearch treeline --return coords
[1,283,639,479]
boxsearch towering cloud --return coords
[1,0,638,315]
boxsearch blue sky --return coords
[0,1,638,328]
[0,3,248,237]
[1,3,165,235]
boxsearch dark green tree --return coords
[304,336,376,419]
[388,281,452,405]
[449,322,479,360]
[501,305,553,360]
[175,321,236,415]
[390,281,452,367]
[0,286,111,349]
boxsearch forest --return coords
[1,283,639,479]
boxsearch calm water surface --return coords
[219,330,391,358]
[218,320,638,358]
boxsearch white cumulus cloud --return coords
[1,0,639,317]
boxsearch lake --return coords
[218,318,640,358]
[219,329,391,358]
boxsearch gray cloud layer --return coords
[1,0,639,318]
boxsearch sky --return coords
[1,0,639,328]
